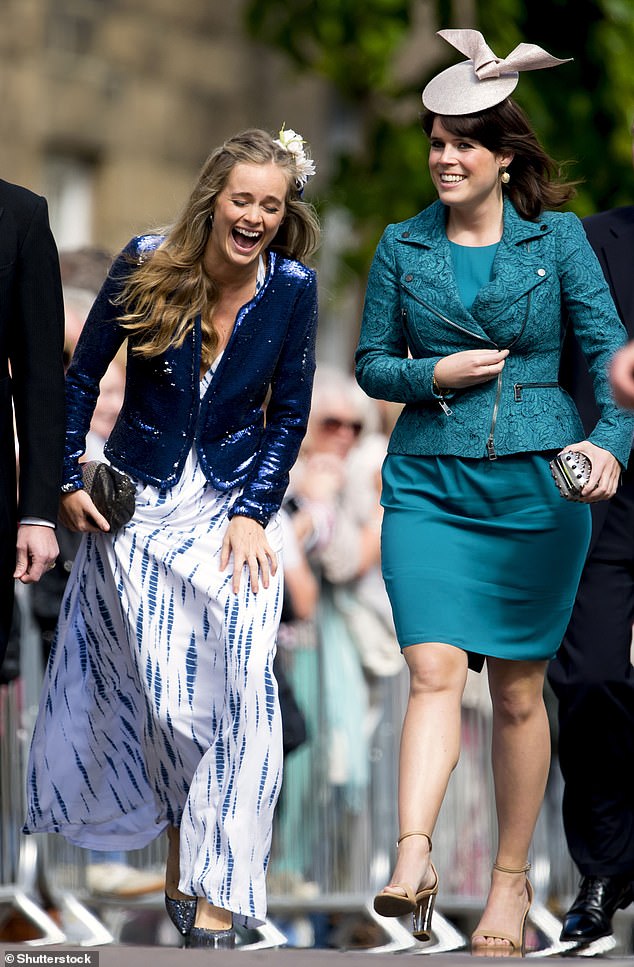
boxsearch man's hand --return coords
[610,343,634,409]
[14,524,59,584]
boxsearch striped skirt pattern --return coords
[24,450,285,928]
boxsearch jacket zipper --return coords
[486,372,503,460]
[485,287,533,460]
[401,270,534,459]
[513,381,559,402]
[401,288,494,344]
[402,307,454,415]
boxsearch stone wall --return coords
[0,0,330,252]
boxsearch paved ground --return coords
[2,891,633,963]
[1,946,634,966]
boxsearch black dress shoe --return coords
[560,874,633,943]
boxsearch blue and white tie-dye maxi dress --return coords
[24,366,285,929]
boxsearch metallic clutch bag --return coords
[549,451,592,502]
[82,461,135,531]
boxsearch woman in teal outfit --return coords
[355,29,634,955]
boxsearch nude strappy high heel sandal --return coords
[373,831,439,941]
[471,862,534,955]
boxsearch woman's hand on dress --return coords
[559,441,621,502]
[434,349,509,390]
[59,489,110,532]
[221,515,278,594]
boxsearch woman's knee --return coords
[406,641,468,697]
[488,661,547,725]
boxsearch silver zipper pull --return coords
[486,437,497,460]
[438,399,453,416]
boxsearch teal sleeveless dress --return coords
[380,241,591,670]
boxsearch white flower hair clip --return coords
[274,125,316,190]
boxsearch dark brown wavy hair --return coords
[115,129,320,368]
[422,98,577,220]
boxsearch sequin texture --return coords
[61,236,318,526]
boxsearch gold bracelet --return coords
[432,374,443,396]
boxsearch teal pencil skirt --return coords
[380,453,591,667]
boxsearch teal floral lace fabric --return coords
[356,198,634,467]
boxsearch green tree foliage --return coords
[245,0,634,278]
[246,0,411,96]
[482,0,634,215]
[245,0,427,273]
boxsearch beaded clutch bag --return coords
[549,451,592,502]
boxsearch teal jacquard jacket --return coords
[355,197,634,467]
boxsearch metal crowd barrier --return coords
[0,585,286,948]
[267,614,633,955]
[0,587,66,945]
[2,582,632,952]
[267,629,490,952]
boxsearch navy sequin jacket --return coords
[62,234,318,527]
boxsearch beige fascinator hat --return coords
[422,29,572,116]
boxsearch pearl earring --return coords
[500,167,510,185]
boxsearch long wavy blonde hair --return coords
[115,129,320,368]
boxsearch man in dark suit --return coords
[549,147,634,944]
[0,178,65,671]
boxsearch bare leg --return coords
[165,826,194,900]
[379,641,468,897]
[194,899,233,931]
[472,658,549,950]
